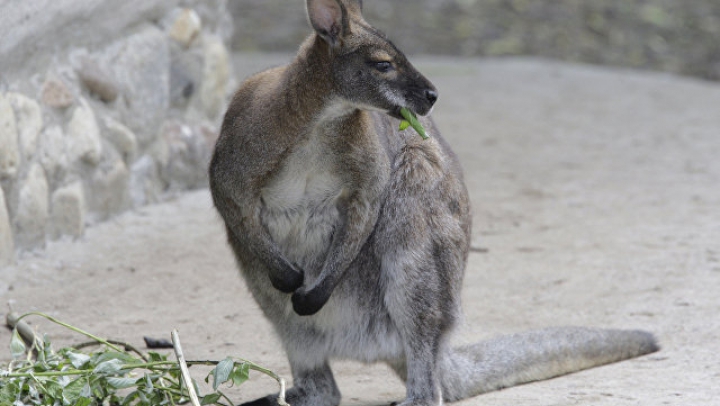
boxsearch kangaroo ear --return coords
[306,0,346,48]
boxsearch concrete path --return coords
[2,55,719,405]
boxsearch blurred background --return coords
[229,0,720,81]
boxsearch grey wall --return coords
[229,0,720,81]
[0,1,234,264]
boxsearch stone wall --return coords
[0,1,234,265]
[229,0,720,81]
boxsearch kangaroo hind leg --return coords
[241,362,340,406]
[383,245,462,406]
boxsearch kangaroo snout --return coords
[407,84,438,117]
[416,87,438,115]
[404,72,438,116]
[425,88,438,105]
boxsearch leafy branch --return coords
[2,311,289,406]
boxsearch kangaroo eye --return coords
[373,61,393,73]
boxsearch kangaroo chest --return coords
[260,134,345,270]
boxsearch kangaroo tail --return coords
[439,326,659,402]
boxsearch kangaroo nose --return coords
[425,89,438,105]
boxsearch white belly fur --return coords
[259,130,405,364]
[260,136,344,272]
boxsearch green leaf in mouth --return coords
[399,107,429,140]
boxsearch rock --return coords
[87,158,130,221]
[199,35,230,121]
[149,134,170,170]
[14,163,49,250]
[7,93,43,162]
[188,0,234,44]
[76,57,119,103]
[103,116,138,163]
[198,122,219,151]
[49,182,86,239]
[0,93,20,179]
[170,59,196,108]
[108,25,170,147]
[67,98,103,166]
[0,0,190,75]
[0,187,14,266]
[41,74,74,108]
[168,8,202,48]
[129,155,163,207]
[170,41,203,108]
[159,120,211,189]
[38,125,69,186]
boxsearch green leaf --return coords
[121,390,140,405]
[147,351,166,362]
[211,357,234,390]
[41,333,53,361]
[136,388,150,403]
[399,120,410,131]
[35,336,47,366]
[230,362,251,387]
[91,381,106,399]
[10,328,27,359]
[75,398,93,406]
[28,380,40,400]
[44,380,65,400]
[141,373,154,394]
[399,107,429,140]
[94,351,139,366]
[93,358,124,375]
[67,352,91,369]
[63,377,90,404]
[107,377,138,389]
[201,393,222,405]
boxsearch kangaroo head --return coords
[306,0,438,118]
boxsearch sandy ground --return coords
[2,55,720,405]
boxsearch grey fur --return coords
[208,1,659,405]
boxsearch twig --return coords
[183,360,289,405]
[73,339,149,362]
[278,376,289,406]
[10,311,123,352]
[469,246,489,254]
[171,329,201,406]
[6,311,39,348]
[5,308,288,405]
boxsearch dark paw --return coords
[291,286,331,316]
[269,265,304,293]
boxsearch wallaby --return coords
[208,1,659,405]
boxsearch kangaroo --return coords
[208,1,659,405]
